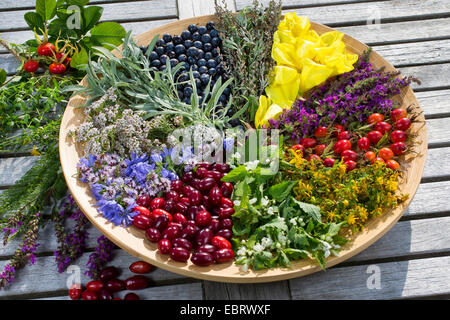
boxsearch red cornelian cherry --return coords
[125,275,148,290]
[69,283,82,300]
[211,236,232,249]
[86,280,104,293]
[81,290,98,300]
[132,214,152,230]
[170,247,190,262]
[191,252,214,266]
[133,206,151,216]
[129,261,152,274]
[124,293,140,300]
[158,239,172,254]
[214,248,235,263]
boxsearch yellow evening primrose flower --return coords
[255,13,358,128]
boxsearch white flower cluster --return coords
[72,88,172,157]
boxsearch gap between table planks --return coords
[0,0,448,299]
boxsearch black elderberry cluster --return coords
[143,22,234,116]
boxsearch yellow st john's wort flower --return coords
[31,146,42,156]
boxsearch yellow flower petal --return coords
[260,103,284,127]
[299,58,333,93]
[255,95,270,128]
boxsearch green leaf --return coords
[66,0,89,5]
[24,12,45,33]
[82,6,103,33]
[36,0,57,21]
[292,198,322,222]
[268,180,298,201]
[0,69,6,85]
[221,165,247,183]
[90,22,126,46]
[259,218,288,232]
[70,47,88,69]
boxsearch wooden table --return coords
[1,0,449,300]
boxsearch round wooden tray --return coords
[59,15,427,283]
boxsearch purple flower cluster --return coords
[78,150,180,227]
[270,52,418,141]
[85,235,116,279]
[54,194,90,273]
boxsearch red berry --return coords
[37,42,55,56]
[136,195,151,208]
[98,266,119,282]
[158,239,172,254]
[391,109,407,122]
[151,208,172,222]
[332,124,345,137]
[211,236,232,249]
[124,293,140,300]
[374,121,392,134]
[191,252,214,266]
[337,131,352,141]
[68,283,82,300]
[105,279,125,292]
[314,126,328,138]
[357,137,371,151]
[86,280,104,293]
[341,149,357,162]
[394,118,411,131]
[220,182,234,198]
[170,247,190,262]
[170,179,183,192]
[81,290,98,300]
[220,197,234,208]
[132,214,152,230]
[333,139,351,155]
[344,160,357,172]
[300,138,317,149]
[125,275,148,290]
[214,248,235,263]
[290,144,304,154]
[133,206,151,216]
[364,151,376,162]
[49,62,66,74]
[378,147,394,161]
[391,142,407,156]
[150,197,165,211]
[371,157,385,164]
[367,131,383,145]
[129,261,152,274]
[390,130,407,143]
[313,144,327,155]
[195,210,212,227]
[145,227,161,242]
[307,154,322,162]
[323,158,335,167]
[367,113,384,124]
[23,60,39,73]
[386,159,400,170]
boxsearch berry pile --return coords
[143,22,231,107]
[69,262,153,300]
[131,162,235,266]
[289,108,413,171]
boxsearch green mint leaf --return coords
[292,197,322,222]
[268,180,298,201]
[221,165,247,182]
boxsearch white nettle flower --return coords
[249,198,257,205]
[261,196,269,206]
[253,243,264,252]
[234,200,241,206]
[236,247,247,256]
[261,237,273,248]
[245,160,259,171]
[289,218,297,226]
[278,233,287,244]
[240,264,249,273]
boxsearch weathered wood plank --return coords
[422,147,450,180]
[373,39,450,67]
[289,256,450,299]
[34,282,203,300]
[338,18,450,45]
[347,216,450,263]
[0,249,189,297]
[286,0,450,27]
[0,0,143,11]
[426,117,450,147]
[203,280,291,300]
[236,0,388,10]
[0,0,178,31]
[399,63,450,91]
[405,180,450,217]
[416,90,450,118]
[178,0,236,19]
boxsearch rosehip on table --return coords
[337,131,352,141]
[390,130,407,143]
[391,108,407,122]
[391,142,407,156]
[344,160,357,172]
[314,126,328,138]
[300,138,317,149]
[313,144,327,155]
[323,158,336,168]
[23,60,39,73]
[341,149,357,162]
[364,151,376,162]
[307,154,321,162]
[378,147,394,161]
[374,121,392,134]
